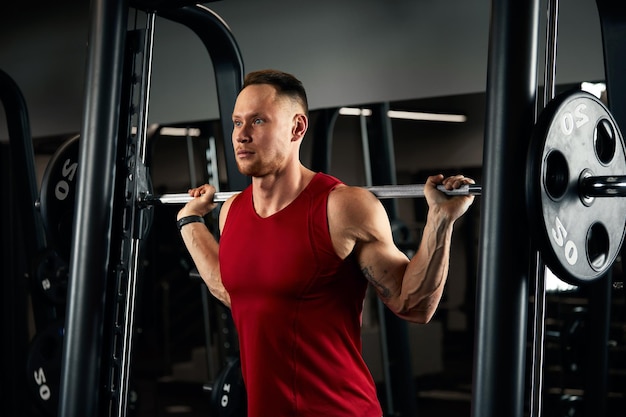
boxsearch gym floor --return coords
[131,363,473,417]
[127,302,474,417]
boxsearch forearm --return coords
[179,222,231,308]
[399,211,454,323]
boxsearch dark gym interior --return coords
[2,1,625,417]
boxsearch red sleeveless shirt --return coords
[219,172,382,416]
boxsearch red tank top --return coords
[219,172,382,416]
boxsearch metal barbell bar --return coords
[140,183,484,205]
[580,175,626,197]
[139,173,626,206]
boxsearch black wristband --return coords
[177,215,205,231]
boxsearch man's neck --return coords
[252,165,315,218]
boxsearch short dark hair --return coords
[243,69,309,115]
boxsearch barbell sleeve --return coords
[580,175,626,197]
[140,183,482,206]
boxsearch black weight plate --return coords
[210,356,246,417]
[26,321,64,417]
[526,90,626,284]
[39,135,80,259]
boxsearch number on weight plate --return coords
[560,103,590,135]
[551,216,578,265]
[54,158,78,201]
[33,367,51,401]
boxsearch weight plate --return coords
[39,135,80,259]
[526,89,626,284]
[32,248,69,305]
[26,321,64,417]
[210,356,246,417]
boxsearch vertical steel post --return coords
[311,108,339,173]
[1,68,45,417]
[0,147,29,417]
[0,70,46,256]
[58,1,128,416]
[471,0,539,416]
[589,1,626,413]
[529,1,559,416]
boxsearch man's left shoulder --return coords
[328,185,378,211]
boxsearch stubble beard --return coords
[236,154,284,178]
[236,158,265,177]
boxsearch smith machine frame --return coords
[5,0,618,416]
[58,1,246,416]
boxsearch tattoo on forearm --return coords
[361,266,391,298]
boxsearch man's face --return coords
[231,84,299,177]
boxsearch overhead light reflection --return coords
[388,110,467,123]
[581,82,606,100]
[159,127,202,137]
[339,107,466,123]
[338,107,372,116]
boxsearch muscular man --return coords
[177,69,475,416]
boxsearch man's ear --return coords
[292,113,308,141]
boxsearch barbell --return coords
[139,173,626,206]
[140,183,483,205]
[36,90,626,288]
